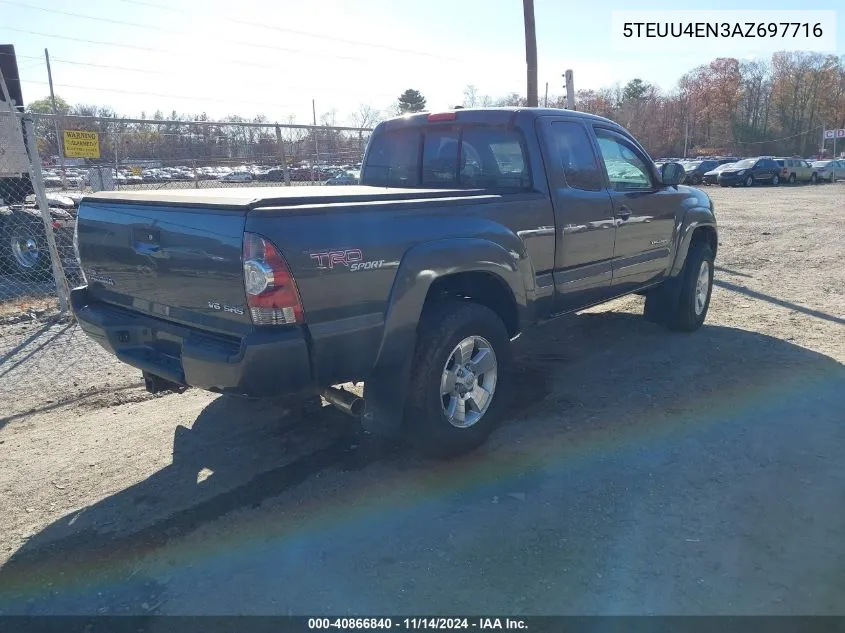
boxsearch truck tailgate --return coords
[76,201,252,333]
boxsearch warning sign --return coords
[63,130,100,159]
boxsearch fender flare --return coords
[362,237,531,436]
[668,209,718,279]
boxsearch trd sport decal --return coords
[310,249,385,272]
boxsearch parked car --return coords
[72,107,717,457]
[325,171,360,186]
[219,171,253,182]
[261,168,288,182]
[717,157,781,187]
[775,158,816,184]
[811,159,845,183]
[701,162,736,185]
[680,159,719,185]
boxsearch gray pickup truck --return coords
[72,108,717,456]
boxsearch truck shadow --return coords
[1,311,844,612]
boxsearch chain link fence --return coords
[1,106,372,420]
[32,113,371,194]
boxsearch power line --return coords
[1,21,368,65]
[111,0,464,61]
[1,1,464,63]
[3,54,397,101]
[0,25,407,73]
[23,79,299,109]
[1,26,166,53]
[0,50,399,100]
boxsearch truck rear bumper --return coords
[71,286,313,398]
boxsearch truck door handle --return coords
[616,206,631,221]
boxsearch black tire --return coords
[744,175,754,187]
[811,173,818,184]
[771,174,779,186]
[404,301,512,458]
[789,173,797,184]
[0,212,53,279]
[644,240,714,332]
[667,241,714,332]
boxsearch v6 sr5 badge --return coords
[309,248,385,272]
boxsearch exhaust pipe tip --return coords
[347,397,365,418]
[321,386,365,418]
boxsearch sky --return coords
[1,0,842,126]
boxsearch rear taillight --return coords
[243,232,303,325]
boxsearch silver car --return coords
[811,159,845,183]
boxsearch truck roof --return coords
[379,107,616,131]
[81,185,490,210]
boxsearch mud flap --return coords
[644,274,684,325]
[362,362,412,438]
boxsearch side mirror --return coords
[660,162,685,186]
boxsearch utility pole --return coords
[564,69,575,110]
[543,82,548,108]
[522,0,538,107]
[820,124,825,158]
[683,117,689,158]
[45,48,67,190]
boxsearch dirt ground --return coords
[0,183,843,615]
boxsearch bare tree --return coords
[463,85,493,108]
[351,104,382,129]
[463,85,479,107]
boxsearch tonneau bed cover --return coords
[81,186,487,210]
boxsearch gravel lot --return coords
[0,183,843,615]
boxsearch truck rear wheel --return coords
[404,301,512,458]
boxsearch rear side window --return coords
[549,121,603,191]
[362,130,421,187]
[460,128,528,188]
[362,126,530,190]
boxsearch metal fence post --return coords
[23,115,70,312]
[275,124,291,186]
